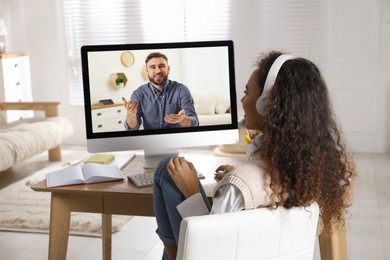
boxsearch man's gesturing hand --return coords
[164,109,191,127]
[122,97,138,128]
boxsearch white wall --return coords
[1,0,389,153]
[320,0,390,153]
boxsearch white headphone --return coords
[255,54,296,115]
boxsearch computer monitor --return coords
[81,40,238,168]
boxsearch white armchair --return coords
[176,202,319,260]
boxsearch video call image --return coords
[85,46,233,133]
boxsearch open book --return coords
[46,163,124,188]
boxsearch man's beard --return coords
[149,74,168,86]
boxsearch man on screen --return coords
[122,52,199,130]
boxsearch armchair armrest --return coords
[0,101,60,117]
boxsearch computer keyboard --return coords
[127,172,155,188]
[128,171,206,188]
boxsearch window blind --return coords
[62,0,320,105]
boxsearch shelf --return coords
[109,73,128,89]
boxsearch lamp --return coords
[0,19,7,53]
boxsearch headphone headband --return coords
[256,54,295,115]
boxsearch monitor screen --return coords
[81,40,238,167]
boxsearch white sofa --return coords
[0,102,74,172]
[193,95,231,126]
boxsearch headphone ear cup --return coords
[256,96,265,115]
[256,90,269,115]
[255,54,295,116]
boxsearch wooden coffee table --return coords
[30,151,350,260]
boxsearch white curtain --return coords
[62,0,321,106]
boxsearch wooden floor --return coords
[0,147,389,260]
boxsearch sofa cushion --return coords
[215,97,230,114]
[0,116,73,171]
[194,96,217,115]
[198,114,231,126]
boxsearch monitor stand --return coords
[143,148,179,169]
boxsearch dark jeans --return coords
[153,156,211,259]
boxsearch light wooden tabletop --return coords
[30,152,246,196]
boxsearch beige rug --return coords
[0,161,133,237]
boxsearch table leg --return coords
[49,193,71,260]
[102,213,112,260]
[48,145,62,161]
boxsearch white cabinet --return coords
[0,52,33,122]
[91,104,125,132]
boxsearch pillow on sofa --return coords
[215,97,230,114]
[194,96,217,115]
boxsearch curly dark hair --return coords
[255,51,354,233]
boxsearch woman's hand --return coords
[167,156,200,198]
[214,164,235,180]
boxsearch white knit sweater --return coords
[213,150,274,210]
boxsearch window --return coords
[62,0,320,105]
